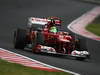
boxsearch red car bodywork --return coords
[29,27,75,54]
[14,17,90,60]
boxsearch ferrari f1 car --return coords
[13,17,90,61]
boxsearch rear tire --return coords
[14,28,27,49]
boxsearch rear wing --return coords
[28,17,48,25]
[28,17,61,26]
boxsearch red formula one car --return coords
[13,17,90,61]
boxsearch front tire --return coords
[32,31,45,53]
[75,38,87,51]
[76,57,86,61]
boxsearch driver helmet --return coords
[50,26,57,33]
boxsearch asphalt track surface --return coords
[0,0,100,75]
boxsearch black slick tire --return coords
[14,28,27,49]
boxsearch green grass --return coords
[86,16,100,36]
[0,59,72,75]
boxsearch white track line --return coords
[0,48,80,75]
